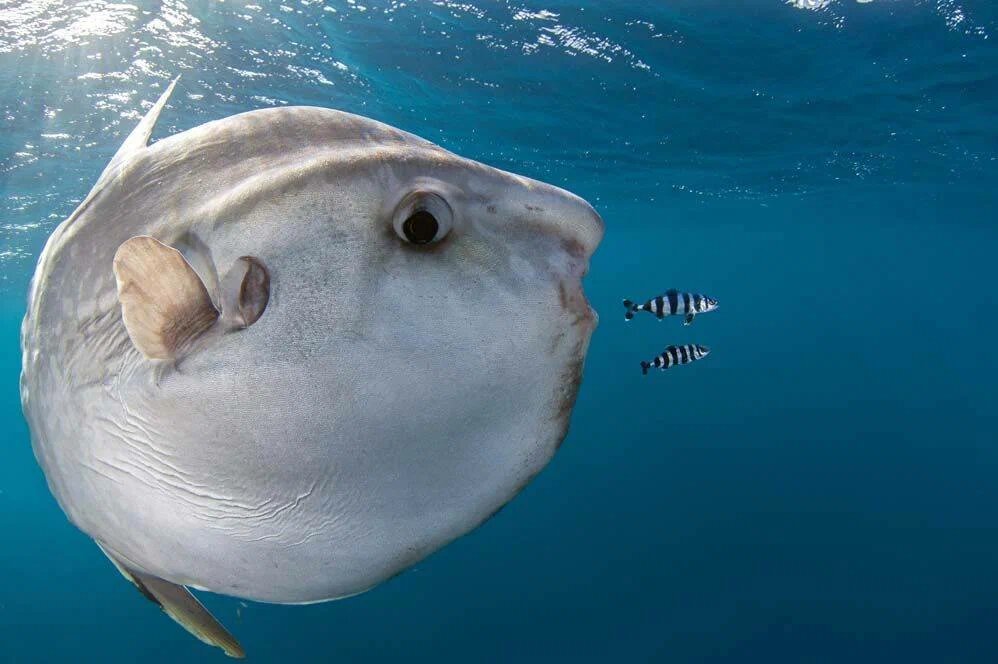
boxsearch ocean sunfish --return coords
[20,79,603,657]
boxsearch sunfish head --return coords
[41,105,604,604]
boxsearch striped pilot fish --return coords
[623,289,718,325]
[641,344,710,374]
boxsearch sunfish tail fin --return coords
[131,571,245,659]
[97,543,245,658]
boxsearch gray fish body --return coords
[21,85,601,607]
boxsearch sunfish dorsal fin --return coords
[97,544,245,658]
[95,76,179,189]
[113,235,220,360]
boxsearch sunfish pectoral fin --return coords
[95,76,179,190]
[113,235,220,360]
[684,313,695,326]
[96,544,245,658]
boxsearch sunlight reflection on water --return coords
[0,0,993,282]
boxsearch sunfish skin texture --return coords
[20,82,603,608]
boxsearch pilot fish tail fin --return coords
[623,299,638,321]
[640,360,650,375]
[97,544,245,658]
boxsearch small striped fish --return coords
[641,344,710,375]
[623,289,718,325]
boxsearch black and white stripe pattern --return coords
[640,344,710,375]
[623,289,718,323]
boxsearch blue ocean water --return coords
[2,0,997,661]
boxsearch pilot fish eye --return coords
[402,210,439,245]
[393,190,453,246]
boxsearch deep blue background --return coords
[1,1,997,661]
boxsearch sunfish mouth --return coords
[541,188,604,266]
[556,216,602,329]
[562,280,598,328]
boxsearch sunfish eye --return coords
[393,190,453,246]
[403,210,438,244]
